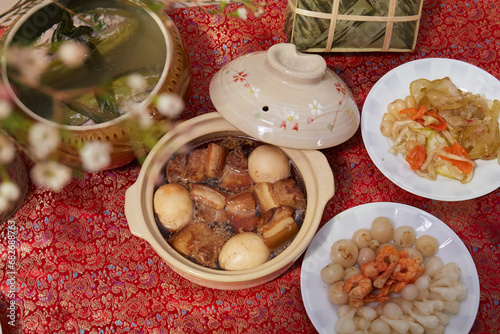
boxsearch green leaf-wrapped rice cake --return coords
[285,0,424,52]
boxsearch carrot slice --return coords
[398,105,426,120]
[440,156,474,174]
[399,107,418,118]
[442,142,468,157]
[417,111,447,131]
[411,105,426,120]
[406,144,426,170]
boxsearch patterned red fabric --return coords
[1,0,499,333]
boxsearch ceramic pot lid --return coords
[209,43,360,149]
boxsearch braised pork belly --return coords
[155,137,306,269]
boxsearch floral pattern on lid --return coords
[210,43,360,149]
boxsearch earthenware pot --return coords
[125,113,335,289]
[0,0,190,170]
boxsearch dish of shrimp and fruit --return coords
[320,217,468,334]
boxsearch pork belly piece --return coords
[252,178,306,214]
[272,178,306,210]
[169,222,225,268]
[205,142,227,178]
[219,147,253,192]
[166,148,209,184]
[225,147,248,172]
[225,191,260,233]
[166,153,188,183]
[219,165,253,192]
[257,206,299,250]
[252,182,280,214]
[194,203,228,224]
[190,183,227,210]
[187,148,208,183]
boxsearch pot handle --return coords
[306,150,335,209]
[124,181,149,240]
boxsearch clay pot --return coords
[0,0,190,170]
[125,113,335,289]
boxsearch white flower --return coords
[126,73,147,93]
[285,110,299,121]
[0,197,9,214]
[249,86,260,97]
[254,7,266,19]
[28,122,60,160]
[80,141,112,171]
[0,99,12,119]
[30,161,72,192]
[308,100,323,116]
[0,181,20,202]
[155,93,185,118]
[127,102,153,127]
[7,45,50,84]
[237,7,248,20]
[0,135,15,164]
[57,41,89,68]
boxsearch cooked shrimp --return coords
[363,293,390,304]
[361,261,389,279]
[392,257,422,283]
[410,264,425,283]
[349,296,365,308]
[373,262,395,289]
[392,280,409,292]
[399,249,409,258]
[376,245,400,264]
[379,282,396,297]
[343,274,373,298]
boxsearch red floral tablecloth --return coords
[1,0,499,333]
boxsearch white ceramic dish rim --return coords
[125,112,335,287]
[0,0,173,130]
[361,57,500,201]
[300,202,480,334]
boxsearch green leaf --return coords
[95,85,120,118]
[144,0,165,13]
[63,100,108,124]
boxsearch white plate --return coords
[361,58,500,201]
[301,202,480,334]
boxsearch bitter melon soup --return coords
[7,0,166,125]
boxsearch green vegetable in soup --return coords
[40,8,139,86]
[8,0,167,126]
[62,70,160,125]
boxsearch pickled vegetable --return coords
[412,78,500,159]
[381,77,500,183]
